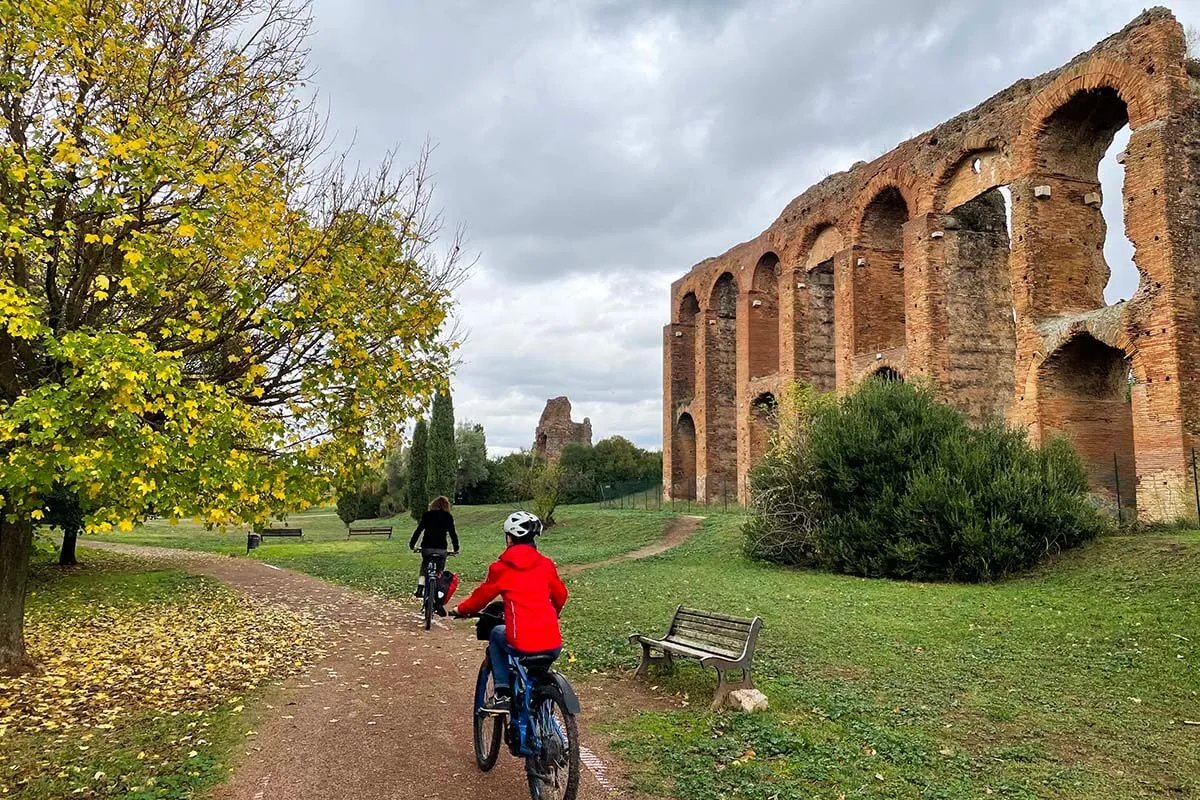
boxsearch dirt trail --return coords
[560,515,703,576]
[87,541,623,800]
[83,516,703,799]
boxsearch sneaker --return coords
[435,604,447,617]
[482,691,511,715]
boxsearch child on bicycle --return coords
[452,511,567,712]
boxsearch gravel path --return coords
[84,515,704,800]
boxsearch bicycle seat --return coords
[518,654,558,672]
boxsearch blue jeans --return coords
[488,624,560,692]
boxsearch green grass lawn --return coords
[80,505,1200,798]
[561,517,1200,799]
[93,503,671,598]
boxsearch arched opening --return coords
[672,292,700,405]
[1029,87,1134,317]
[1100,123,1137,304]
[748,392,778,472]
[1037,335,1135,510]
[856,187,908,355]
[943,187,1016,422]
[871,367,903,382]
[799,225,841,392]
[705,273,738,503]
[671,413,697,501]
[749,253,780,379]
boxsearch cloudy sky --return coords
[305,0,1198,455]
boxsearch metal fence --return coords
[590,477,747,513]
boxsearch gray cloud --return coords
[306,0,1198,454]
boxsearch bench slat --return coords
[668,633,748,656]
[677,607,756,627]
[642,637,742,662]
[672,616,753,638]
[675,611,752,629]
[671,621,753,645]
[667,632,747,655]
[662,636,743,660]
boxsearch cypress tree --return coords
[426,389,457,502]
[407,419,429,519]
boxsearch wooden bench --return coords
[256,527,303,539]
[347,525,393,539]
[629,606,763,710]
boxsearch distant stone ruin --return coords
[664,8,1200,521]
[533,397,592,461]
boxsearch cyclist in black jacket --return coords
[410,496,459,598]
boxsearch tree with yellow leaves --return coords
[0,0,466,673]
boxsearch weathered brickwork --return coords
[662,8,1200,520]
[533,397,592,461]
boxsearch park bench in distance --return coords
[256,527,303,540]
[347,524,393,539]
[629,606,763,710]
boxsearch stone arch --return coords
[802,223,844,270]
[707,271,738,318]
[704,273,738,502]
[853,187,909,355]
[1036,334,1135,509]
[749,253,780,379]
[1020,85,1135,318]
[796,224,840,392]
[859,186,909,251]
[935,148,1013,213]
[678,291,700,324]
[748,392,778,473]
[672,292,700,406]
[850,169,921,237]
[671,413,698,501]
[1017,57,1160,160]
[1036,87,1130,179]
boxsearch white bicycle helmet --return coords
[504,510,543,540]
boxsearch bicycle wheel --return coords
[473,656,503,771]
[423,579,433,631]
[525,684,580,800]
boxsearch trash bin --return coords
[246,532,261,554]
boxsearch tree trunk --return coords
[0,515,35,675]
[58,528,78,566]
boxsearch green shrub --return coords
[745,379,1109,582]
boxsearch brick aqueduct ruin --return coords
[663,9,1200,521]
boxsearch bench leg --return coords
[634,643,673,679]
[711,667,755,711]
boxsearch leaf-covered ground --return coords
[1,551,323,799]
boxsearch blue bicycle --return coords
[456,605,581,800]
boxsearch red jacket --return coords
[456,544,568,653]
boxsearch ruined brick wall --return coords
[662,7,1200,521]
[533,397,592,461]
